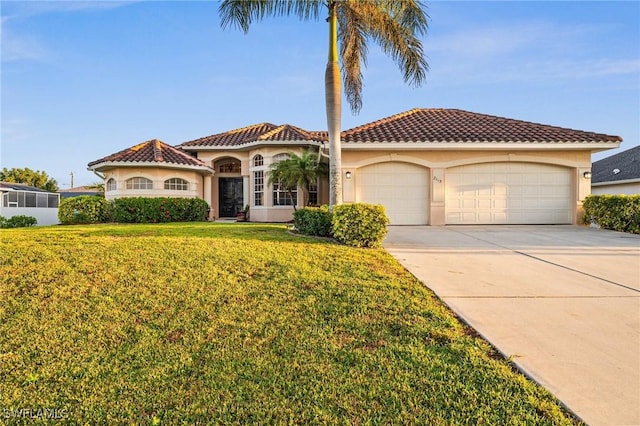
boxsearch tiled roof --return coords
[592,145,640,183]
[341,108,622,144]
[88,139,209,168]
[180,123,326,148]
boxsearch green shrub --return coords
[293,206,332,237]
[58,196,112,224]
[0,215,37,228]
[113,197,209,223]
[582,195,640,234]
[332,203,390,248]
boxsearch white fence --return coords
[0,205,60,226]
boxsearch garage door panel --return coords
[357,162,429,225]
[446,162,572,224]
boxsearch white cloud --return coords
[1,28,48,62]
[1,1,139,18]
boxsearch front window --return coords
[164,178,189,191]
[308,181,318,206]
[273,179,296,206]
[254,171,264,206]
[253,155,264,167]
[106,178,116,192]
[126,177,153,190]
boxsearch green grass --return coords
[0,223,577,424]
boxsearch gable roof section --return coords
[341,108,622,145]
[0,181,52,193]
[180,123,327,149]
[592,145,640,184]
[88,139,212,172]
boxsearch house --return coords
[87,108,621,225]
[591,145,640,195]
[58,186,101,199]
[0,182,61,226]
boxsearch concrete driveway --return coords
[384,225,640,426]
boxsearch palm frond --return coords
[338,0,429,113]
[337,4,367,113]
[219,0,325,33]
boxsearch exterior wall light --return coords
[345,171,352,179]
[583,171,592,179]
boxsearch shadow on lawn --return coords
[64,222,337,245]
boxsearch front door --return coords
[219,178,244,217]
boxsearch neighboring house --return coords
[58,186,101,199]
[591,145,640,195]
[0,182,61,226]
[87,108,621,225]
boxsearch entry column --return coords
[430,168,445,225]
[203,174,213,220]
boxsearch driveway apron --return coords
[384,225,640,426]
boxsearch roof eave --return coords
[592,177,640,186]
[181,140,325,151]
[341,141,622,150]
[87,161,214,174]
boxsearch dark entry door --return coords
[219,178,244,217]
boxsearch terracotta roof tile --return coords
[88,139,208,168]
[341,108,622,144]
[180,123,326,148]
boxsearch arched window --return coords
[126,177,153,190]
[272,153,290,163]
[106,178,117,192]
[218,159,241,173]
[253,154,264,167]
[164,178,188,191]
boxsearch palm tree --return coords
[268,150,328,211]
[219,0,429,209]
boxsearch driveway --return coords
[384,225,640,426]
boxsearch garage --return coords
[446,162,572,224]
[356,162,429,225]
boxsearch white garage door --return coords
[356,162,429,225]
[446,162,572,224]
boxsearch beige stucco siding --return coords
[103,168,204,201]
[342,149,593,225]
[197,146,324,221]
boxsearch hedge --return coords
[332,203,390,248]
[582,194,640,234]
[112,197,209,223]
[0,215,37,228]
[58,195,113,224]
[293,206,332,237]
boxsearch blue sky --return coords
[1,1,639,188]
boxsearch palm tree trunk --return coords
[325,0,342,209]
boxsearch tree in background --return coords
[219,0,429,209]
[88,182,105,196]
[0,167,59,192]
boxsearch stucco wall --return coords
[591,182,640,195]
[103,168,204,201]
[342,149,593,225]
[197,147,324,221]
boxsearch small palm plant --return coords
[268,150,328,211]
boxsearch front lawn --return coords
[0,223,576,424]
